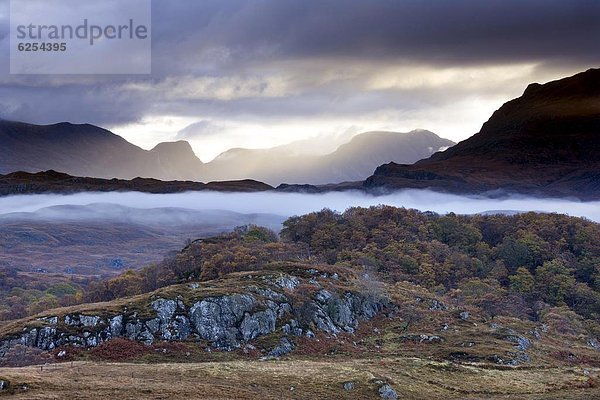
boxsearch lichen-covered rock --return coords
[151,299,177,324]
[21,329,37,347]
[109,315,124,337]
[308,290,386,334]
[169,316,192,340]
[64,315,102,328]
[80,315,101,327]
[240,309,277,341]
[37,327,57,350]
[429,299,447,311]
[137,330,155,345]
[310,302,340,334]
[315,289,333,303]
[189,294,255,348]
[0,273,387,356]
[37,316,58,325]
[378,384,398,400]
[125,320,144,340]
[274,275,300,290]
[510,336,532,351]
[268,337,294,358]
[146,318,161,334]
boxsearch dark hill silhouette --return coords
[365,68,600,199]
[0,121,203,180]
[0,170,272,195]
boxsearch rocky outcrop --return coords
[306,289,387,335]
[0,273,388,357]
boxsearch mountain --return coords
[0,119,454,185]
[200,130,455,185]
[365,68,600,199]
[151,141,204,179]
[0,120,203,180]
[0,170,272,196]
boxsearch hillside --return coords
[201,130,455,185]
[0,205,284,322]
[365,69,600,199]
[0,170,272,195]
[0,208,598,398]
[0,121,203,180]
[0,205,284,274]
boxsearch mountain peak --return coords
[151,140,204,177]
[520,67,600,99]
[366,68,600,199]
[152,140,198,158]
[523,82,542,96]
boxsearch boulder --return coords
[268,337,294,358]
[109,315,124,337]
[378,384,398,400]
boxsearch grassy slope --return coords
[0,264,599,399]
[0,359,598,400]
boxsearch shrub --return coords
[89,338,150,361]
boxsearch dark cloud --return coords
[0,0,598,131]
[150,0,600,67]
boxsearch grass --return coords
[0,357,597,399]
[1,264,599,399]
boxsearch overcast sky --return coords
[1,0,599,161]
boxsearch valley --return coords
[0,24,599,398]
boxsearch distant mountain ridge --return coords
[0,120,203,181]
[365,68,600,199]
[200,130,455,185]
[0,119,455,184]
[3,68,598,198]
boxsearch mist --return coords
[1,190,600,225]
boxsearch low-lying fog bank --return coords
[1,190,599,223]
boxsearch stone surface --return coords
[0,274,387,356]
[378,384,398,400]
[268,337,294,358]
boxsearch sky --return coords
[0,0,599,161]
